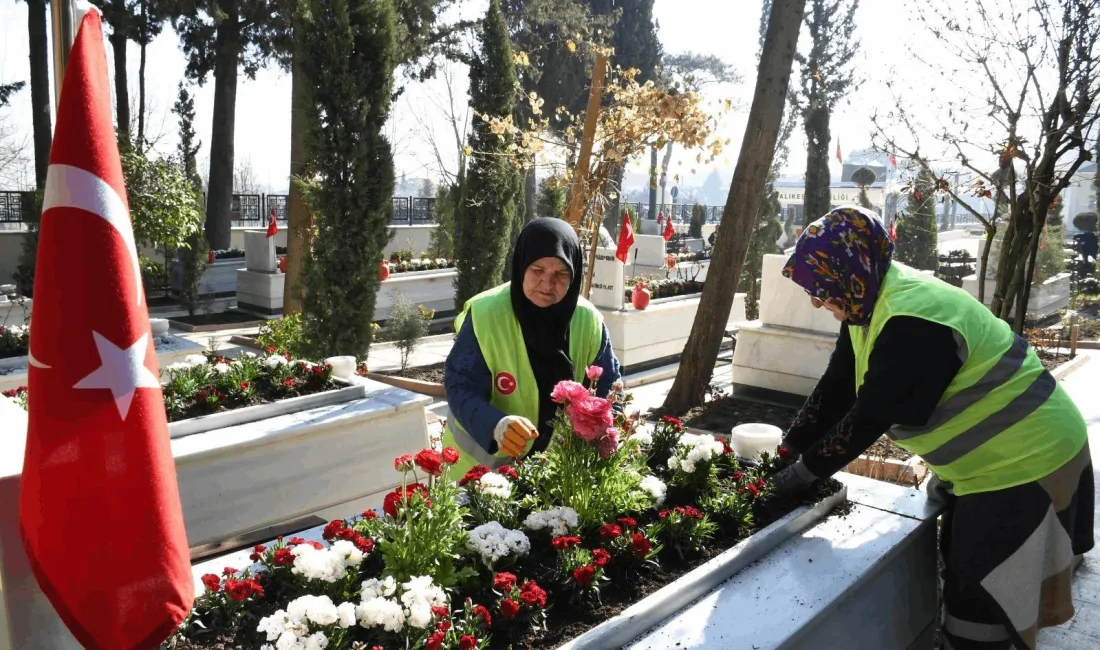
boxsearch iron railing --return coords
[0,191,32,223]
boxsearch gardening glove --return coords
[924,473,954,503]
[769,460,817,498]
[493,415,539,458]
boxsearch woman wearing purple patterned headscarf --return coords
[769,206,1092,650]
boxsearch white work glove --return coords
[493,415,539,457]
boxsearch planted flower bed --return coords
[166,372,844,650]
[624,278,704,302]
[0,324,28,360]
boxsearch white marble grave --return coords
[374,268,458,321]
[601,293,747,369]
[630,234,668,267]
[590,247,625,311]
[236,230,285,315]
[731,253,841,397]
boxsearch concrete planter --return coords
[962,272,1071,320]
[557,486,848,649]
[0,378,433,649]
[363,371,447,398]
[375,268,457,321]
[600,294,747,371]
[169,258,244,297]
[0,333,204,392]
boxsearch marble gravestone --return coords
[236,231,285,315]
[589,248,626,311]
[244,230,277,273]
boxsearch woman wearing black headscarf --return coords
[442,219,623,473]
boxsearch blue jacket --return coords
[444,316,622,452]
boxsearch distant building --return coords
[1063,162,1097,233]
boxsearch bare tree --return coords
[663,0,808,411]
[233,156,261,194]
[0,114,31,189]
[874,0,1100,331]
[409,61,470,185]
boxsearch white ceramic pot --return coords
[325,356,358,380]
[730,423,782,460]
[149,318,170,336]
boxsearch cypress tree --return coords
[454,0,522,310]
[738,176,782,320]
[894,168,939,270]
[298,0,398,358]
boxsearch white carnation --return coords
[523,506,579,537]
[287,595,339,626]
[630,428,653,446]
[213,362,232,374]
[303,632,329,650]
[356,597,405,633]
[469,522,531,566]
[265,355,289,368]
[667,456,680,471]
[291,543,358,583]
[337,602,357,628]
[183,354,207,366]
[361,576,398,602]
[475,472,513,500]
[258,610,290,641]
[639,475,667,506]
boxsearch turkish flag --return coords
[615,211,635,263]
[20,10,193,650]
[836,139,843,163]
[889,152,897,169]
[266,207,278,238]
[663,214,675,241]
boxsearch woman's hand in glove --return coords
[493,416,539,457]
[769,460,818,498]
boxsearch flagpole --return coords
[50,1,79,113]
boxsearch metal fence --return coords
[630,203,724,224]
[0,191,32,223]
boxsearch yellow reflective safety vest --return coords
[848,262,1087,496]
[442,283,604,476]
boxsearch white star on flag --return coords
[73,331,160,420]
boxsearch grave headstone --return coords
[631,234,667,267]
[590,247,625,311]
[244,230,276,273]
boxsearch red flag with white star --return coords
[615,211,635,263]
[20,10,193,650]
[663,213,675,241]
[266,207,278,238]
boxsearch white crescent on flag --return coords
[42,163,142,305]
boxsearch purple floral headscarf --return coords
[781,206,895,327]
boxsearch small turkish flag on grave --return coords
[615,211,635,263]
[20,9,193,650]
[266,207,278,238]
[663,214,675,241]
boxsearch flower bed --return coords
[0,324,28,360]
[4,351,344,426]
[624,278,703,302]
[211,247,289,260]
[167,373,844,650]
[386,256,457,275]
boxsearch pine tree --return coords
[894,168,938,271]
[172,82,209,315]
[797,0,859,226]
[298,0,398,358]
[454,0,522,310]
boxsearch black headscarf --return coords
[510,218,583,450]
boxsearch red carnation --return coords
[322,519,346,540]
[361,509,379,519]
[355,536,375,553]
[459,635,478,650]
[282,378,295,388]
[200,573,221,593]
[438,620,452,633]
[336,527,359,542]
[289,537,306,546]
[473,604,492,627]
[677,506,704,520]
[573,565,596,586]
[383,483,431,518]
[721,439,734,455]
[223,567,238,576]
[552,535,582,551]
[459,465,491,487]
[501,598,521,618]
[225,578,258,602]
[658,509,671,519]
[426,631,445,650]
[305,540,324,550]
[497,465,519,480]
[493,571,518,592]
[273,548,294,566]
[592,548,611,567]
[431,605,449,618]
[415,449,444,476]
[249,544,266,562]
[442,446,461,464]
[777,445,796,461]
[393,454,415,471]
[519,580,547,608]
[632,533,652,558]
[617,517,637,529]
[732,470,744,481]
[599,524,623,540]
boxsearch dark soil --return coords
[376,361,445,383]
[147,294,182,309]
[168,479,848,650]
[171,311,264,327]
[866,436,914,461]
[666,394,799,433]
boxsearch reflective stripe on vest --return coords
[849,262,1086,495]
[442,282,604,474]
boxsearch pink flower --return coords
[585,366,603,382]
[551,380,589,404]
[567,395,614,441]
[598,428,620,458]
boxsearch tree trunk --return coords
[524,162,537,222]
[605,162,624,235]
[204,10,240,250]
[663,0,807,412]
[802,103,831,226]
[138,0,148,147]
[27,0,52,189]
[647,145,658,220]
[978,224,995,304]
[283,30,311,314]
[1016,208,1044,333]
[109,32,130,147]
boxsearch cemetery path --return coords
[1037,349,1100,649]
